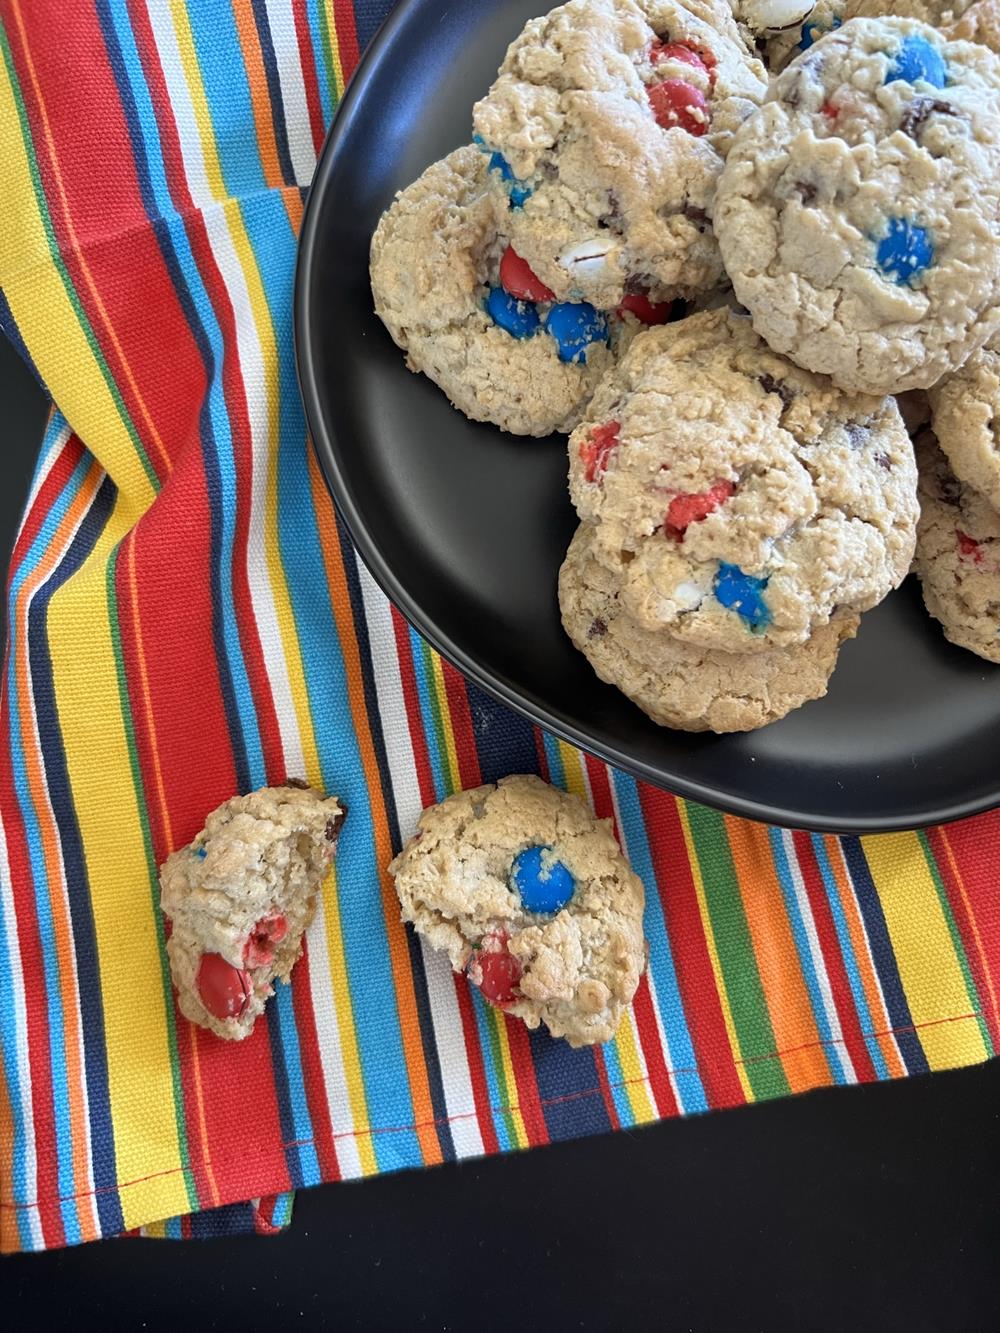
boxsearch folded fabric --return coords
[1,0,998,1256]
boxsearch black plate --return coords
[295,0,1000,834]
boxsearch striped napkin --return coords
[1,0,998,1254]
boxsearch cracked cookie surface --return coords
[567,308,917,652]
[389,775,646,1048]
[160,783,345,1040]
[715,15,1000,394]
[371,146,629,436]
[928,331,1000,510]
[914,430,1000,662]
[472,0,767,311]
[560,521,859,729]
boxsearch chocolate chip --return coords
[682,204,709,230]
[794,180,818,206]
[325,806,347,842]
[875,452,892,471]
[599,189,623,232]
[588,617,608,638]
[758,373,794,408]
[619,549,636,565]
[938,473,962,505]
[285,777,309,789]
[845,423,869,447]
[539,159,559,181]
[899,97,951,141]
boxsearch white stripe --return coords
[0,816,44,1249]
[147,0,214,207]
[302,892,363,1178]
[357,561,484,1157]
[781,829,857,1084]
[21,420,72,519]
[263,0,318,185]
[200,204,305,775]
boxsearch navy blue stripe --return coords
[0,288,46,391]
[840,838,930,1075]
[527,1030,612,1140]
[353,0,394,54]
[250,0,298,185]
[26,474,125,1237]
[96,0,251,794]
[188,1198,257,1239]
[464,680,540,784]
[334,511,457,1164]
[263,1005,306,1188]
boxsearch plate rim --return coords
[294,0,1000,835]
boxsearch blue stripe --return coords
[767,828,849,1086]
[469,996,514,1152]
[541,731,565,787]
[249,0,297,185]
[597,1027,637,1128]
[612,772,708,1114]
[265,984,319,1187]
[808,836,890,1080]
[841,838,930,1075]
[100,0,264,794]
[184,0,268,196]
[407,627,447,801]
[529,1031,612,1140]
[353,0,391,52]
[235,191,423,1172]
[464,680,539,784]
[305,0,334,125]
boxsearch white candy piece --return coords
[741,0,814,32]
[559,238,617,280]
[672,581,705,611]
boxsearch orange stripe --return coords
[0,1043,19,1251]
[823,838,906,1078]
[230,0,286,189]
[725,820,831,1093]
[282,189,304,235]
[13,463,104,1243]
[187,1026,221,1207]
[10,1,171,476]
[307,450,442,1166]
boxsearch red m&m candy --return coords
[665,479,735,538]
[650,39,714,83]
[579,420,621,484]
[197,953,253,1022]
[243,912,289,968]
[647,79,710,135]
[618,291,672,325]
[469,931,522,1008]
[499,245,556,303]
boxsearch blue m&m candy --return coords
[511,845,576,915]
[714,563,771,630]
[875,217,933,286]
[475,139,535,209]
[486,286,540,339]
[886,35,947,88]
[545,302,609,364]
[799,15,841,50]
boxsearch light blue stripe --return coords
[272,982,321,1181]
[599,1031,637,1128]
[3,439,92,1245]
[809,835,890,1080]
[541,731,565,787]
[239,191,423,1171]
[767,828,849,1085]
[105,0,266,785]
[184,0,267,197]
[407,629,446,801]
[305,0,335,125]
[165,1215,182,1240]
[468,994,514,1152]
[612,772,709,1114]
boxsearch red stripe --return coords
[289,952,342,1181]
[502,1019,550,1146]
[440,661,482,791]
[332,0,361,80]
[792,832,877,1083]
[391,608,436,808]
[533,728,550,782]
[926,825,1000,1051]
[0,667,65,1247]
[637,786,745,1109]
[629,975,679,1117]
[928,816,1000,998]
[453,981,500,1155]
[127,0,194,212]
[591,1047,621,1130]
[8,4,203,480]
[291,0,328,154]
[7,438,84,584]
[170,1016,215,1210]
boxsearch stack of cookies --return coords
[370,0,1000,731]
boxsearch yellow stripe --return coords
[429,651,461,793]
[0,56,154,513]
[170,0,227,202]
[556,741,588,801]
[322,1,348,101]
[862,833,988,1071]
[678,803,754,1101]
[47,504,190,1228]
[613,1012,658,1124]
[492,1015,529,1148]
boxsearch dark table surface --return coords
[3,334,998,1332]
